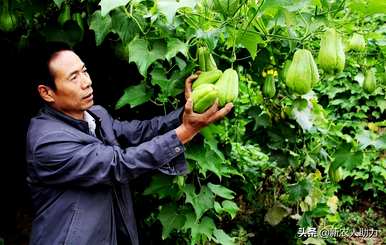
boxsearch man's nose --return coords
[81,75,92,89]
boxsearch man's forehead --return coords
[50,50,84,75]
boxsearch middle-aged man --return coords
[25,45,233,245]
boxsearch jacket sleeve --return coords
[29,129,186,187]
[111,107,183,146]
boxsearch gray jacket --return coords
[26,105,187,245]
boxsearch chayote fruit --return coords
[363,69,377,93]
[318,28,346,73]
[263,74,276,98]
[192,84,219,113]
[286,49,319,95]
[215,68,239,106]
[197,46,217,72]
[192,69,222,90]
[348,33,366,52]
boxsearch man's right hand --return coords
[175,98,233,144]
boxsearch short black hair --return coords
[32,42,72,91]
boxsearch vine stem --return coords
[184,11,303,42]
[123,5,145,34]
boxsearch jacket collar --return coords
[41,105,101,135]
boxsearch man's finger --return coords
[185,74,198,99]
[208,103,233,123]
[185,98,193,115]
[186,73,199,84]
[202,99,219,117]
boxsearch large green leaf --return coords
[376,97,386,113]
[165,38,188,61]
[40,22,83,47]
[158,204,186,239]
[111,9,140,44]
[259,0,307,17]
[213,229,235,245]
[115,83,152,109]
[186,140,237,179]
[183,214,215,245]
[347,0,386,15]
[236,28,263,60]
[356,130,386,150]
[331,144,364,171]
[157,0,199,23]
[207,183,235,199]
[221,200,239,219]
[287,179,312,203]
[128,38,166,76]
[99,0,130,16]
[184,184,214,220]
[90,10,112,46]
[150,62,195,99]
[143,174,177,198]
[53,0,65,7]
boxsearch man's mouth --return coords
[83,92,93,100]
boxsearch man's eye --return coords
[71,74,77,80]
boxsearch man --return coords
[25,46,233,245]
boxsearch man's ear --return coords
[37,85,55,103]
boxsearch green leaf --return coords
[236,28,263,60]
[310,203,330,217]
[376,97,386,113]
[143,174,176,198]
[213,201,222,214]
[287,179,312,203]
[157,0,199,23]
[115,83,152,109]
[158,204,186,239]
[184,184,214,221]
[348,0,386,15]
[53,0,65,8]
[90,10,112,46]
[331,144,364,171]
[151,62,195,98]
[356,130,386,150]
[264,203,291,226]
[259,0,307,17]
[213,229,235,245]
[207,183,235,199]
[111,9,140,44]
[221,200,239,219]
[195,28,220,50]
[99,0,129,16]
[183,214,215,244]
[128,38,166,76]
[40,22,83,47]
[186,141,229,179]
[166,38,188,61]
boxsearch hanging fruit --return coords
[197,46,218,72]
[318,28,346,73]
[285,49,319,95]
[363,68,377,93]
[263,74,276,98]
[215,68,239,107]
[348,33,366,51]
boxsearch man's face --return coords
[48,50,94,119]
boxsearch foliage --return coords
[2,0,385,244]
